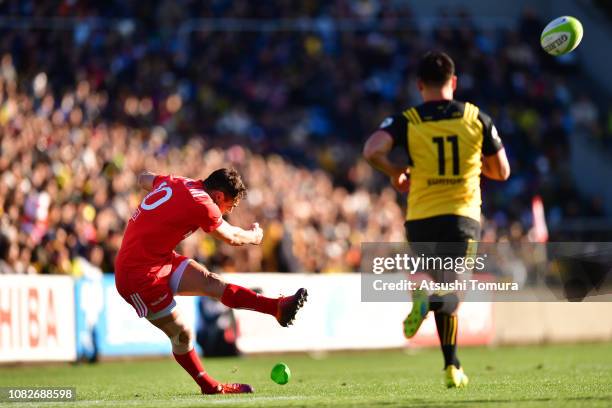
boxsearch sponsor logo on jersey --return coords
[379,117,394,128]
[492,125,501,144]
[151,293,169,306]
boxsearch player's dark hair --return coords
[203,168,247,201]
[417,51,455,87]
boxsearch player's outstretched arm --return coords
[482,148,511,181]
[363,130,410,192]
[210,220,263,246]
[137,171,158,191]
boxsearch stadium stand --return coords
[0,1,608,273]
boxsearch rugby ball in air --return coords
[540,16,583,56]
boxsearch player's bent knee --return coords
[170,325,194,354]
[432,292,459,315]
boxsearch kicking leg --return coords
[175,259,307,327]
[149,310,252,394]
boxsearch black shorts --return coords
[405,214,481,243]
[405,215,481,283]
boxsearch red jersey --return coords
[115,175,222,275]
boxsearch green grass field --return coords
[1,344,611,407]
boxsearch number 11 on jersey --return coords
[432,135,459,176]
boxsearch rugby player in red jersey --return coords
[114,168,307,395]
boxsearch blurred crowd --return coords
[0,65,403,274]
[1,1,610,275]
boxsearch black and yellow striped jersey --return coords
[379,100,503,222]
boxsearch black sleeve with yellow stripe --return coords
[378,114,413,165]
[477,110,504,156]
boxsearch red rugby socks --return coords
[173,349,219,394]
[221,283,278,316]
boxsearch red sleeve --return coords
[193,195,223,232]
